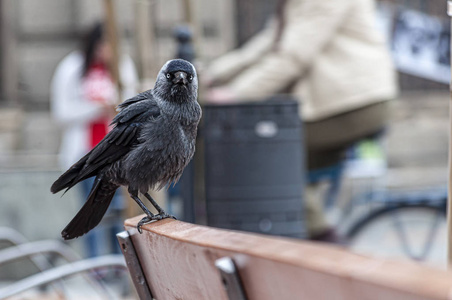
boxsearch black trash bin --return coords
[204,97,306,238]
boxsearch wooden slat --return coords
[125,216,452,300]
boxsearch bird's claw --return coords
[136,213,177,234]
[150,212,177,221]
[137,216,153,233]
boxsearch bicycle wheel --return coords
[345,203,447,267]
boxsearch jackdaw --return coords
[51,59,201,239]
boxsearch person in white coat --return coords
[51,23,138,256]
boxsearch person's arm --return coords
[50,53,104,126]
[207,19,277,85]
[228,0,354,100]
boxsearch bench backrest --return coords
[123,217,452,300]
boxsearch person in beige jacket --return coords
[204,0,398,241]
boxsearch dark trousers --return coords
[305,101,390,170]
[303,101,390,235]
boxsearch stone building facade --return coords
[0,0,236,108]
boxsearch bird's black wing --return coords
[51,94,160,193]
[116,90,149,111]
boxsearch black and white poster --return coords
[390,9,450,84]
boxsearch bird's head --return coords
[154,59,198,103]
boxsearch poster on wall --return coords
[390,9,450,84]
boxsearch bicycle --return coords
[309,160,448,267]
[344,187,447,267]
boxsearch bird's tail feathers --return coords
[51,154,90,194]
[61,176,117,240]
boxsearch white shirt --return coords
[51,51,138,169]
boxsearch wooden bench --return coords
[120,216,452,300]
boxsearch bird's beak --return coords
[173,71,188,85]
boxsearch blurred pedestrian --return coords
[51,22,138,256]
[203,0,398,242]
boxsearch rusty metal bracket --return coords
[117,230,153,300]
[215,257,248,300]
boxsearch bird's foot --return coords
[137,215,153,234]
[154,212,177,221]
[136,213,177,233]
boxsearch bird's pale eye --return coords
[189,75,193,81]
[166,73,171,79]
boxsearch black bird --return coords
[51,59,201,240]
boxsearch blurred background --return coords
[0,0,450,298]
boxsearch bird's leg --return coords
[144,192,176,220]
[129,193,155,233]
[143,192,165,214]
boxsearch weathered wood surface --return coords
[125,216,452,300]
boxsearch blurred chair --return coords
[0,227,128,299]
